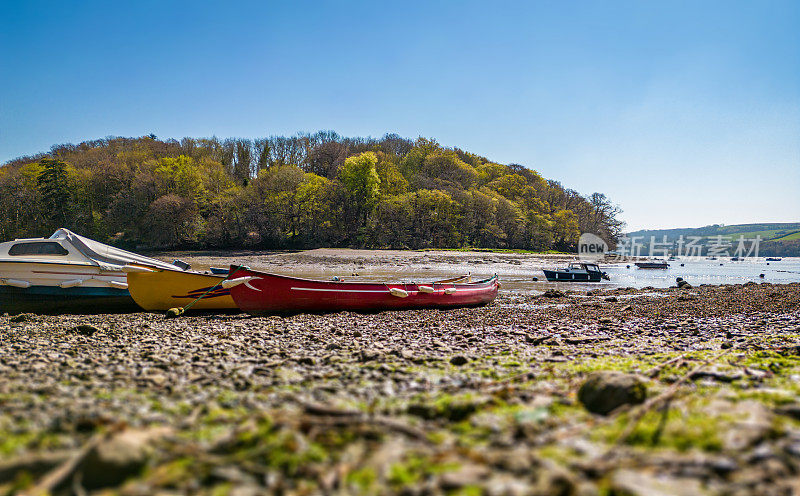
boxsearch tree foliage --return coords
[1,133,624,250]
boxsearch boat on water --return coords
[766,257,781,262]
[124,264,238,311]
[223,266,500,314]
[635,260,670,269]
[542,262,609,282]
[0,228,179,313]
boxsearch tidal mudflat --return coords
[1,254,800,495]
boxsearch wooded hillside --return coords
[1,133,623,250]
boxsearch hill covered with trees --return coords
[1,133,623,251]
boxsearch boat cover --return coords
[49,229,179,271]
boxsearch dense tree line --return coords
[1,133,623,251]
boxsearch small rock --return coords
[526,335,549,345]
[9,314,31,323]
[776,403,800,420]
[611,469,708,496]
[689,367,742,383]
[450,355,469,366]
[533,462,579,496]
[484,474,531,496]
[147,373,168,387]
[578,371,647,415]
[359,349,382,362]
[71,324,101,336]
[605,296,618,302]
[543,289,565,298]
[439,463,489,490]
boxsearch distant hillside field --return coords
[627,223,800,257]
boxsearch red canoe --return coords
[223,265,500,314]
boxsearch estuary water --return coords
[477,257,800,294]
[172,249,800,296]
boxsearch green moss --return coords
[407,392,495,423]
[0,431,37,456]
[537,445,577,465]
[592,403,726,452]
[742,351,800,371]
[451,486,483,496]
[345,467,377,492]
[211,482,233,496]
[144,457,195,487]
[388,454,460,488]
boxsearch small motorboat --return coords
[223,266,499,314]
[766,257,782,262]
[0,228,180,313]
[124,264,239,311]
[635,260,670,269]
[543,262,609,282]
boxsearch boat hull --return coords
[635,263,669,269]
[126,267,237,311]
[228,266,500,315]
[542,270,603,282]
[0,285,137,314]
[0,261,135,313]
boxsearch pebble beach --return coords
[2,250,800,495]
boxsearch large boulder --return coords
[578,371,647,415]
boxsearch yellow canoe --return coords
[124,265,238,311]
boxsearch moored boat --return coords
[124,264,239,311]
[766,257,781,262]
[635,260,670,269]
[224,266,499,314]
[542,262,609,282]
[0,228,179,313]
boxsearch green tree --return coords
[338,152,381,228]
[37,158,72,230]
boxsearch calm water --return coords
[261,259,800,295]
[504,258,800,294]
[178,251,800,296]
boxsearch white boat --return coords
[0,228,179,313]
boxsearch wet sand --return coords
[2,250,800,495]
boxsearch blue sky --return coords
[1,0,798,231]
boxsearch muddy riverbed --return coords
[2,250,800,495]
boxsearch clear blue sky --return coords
[1,0,798,231]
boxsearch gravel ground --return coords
[2,266,800,494]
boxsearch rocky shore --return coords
[2,280,800,495]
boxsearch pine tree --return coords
[37,158,72,230]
